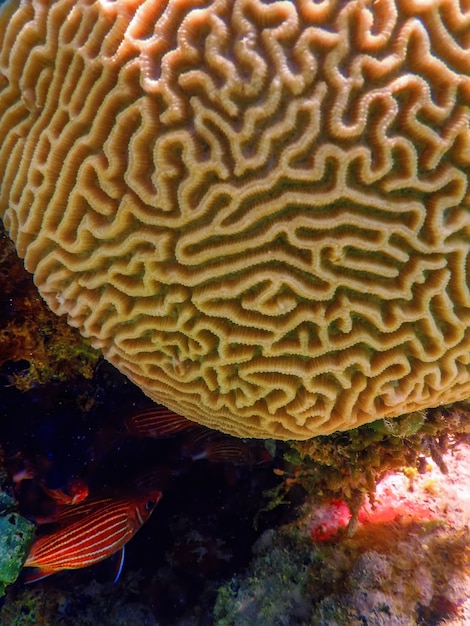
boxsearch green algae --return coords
[0,490,34,597]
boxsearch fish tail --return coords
[24,567,54,584]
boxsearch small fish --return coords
[125,406,196,438]
[41,477,89,506]
[23,490,162,582]
[125,406,271,465]
[181,430,271,466]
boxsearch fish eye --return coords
[145,499,156,510]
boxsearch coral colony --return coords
[1,0,470,439]
[0,0,470,623]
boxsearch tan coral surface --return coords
[1,0,470,439]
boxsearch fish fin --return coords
[40,476,89,506]
[41,485,72,505]
[113,546,125,584]
[53,496,114,526]
[24,568,53,584]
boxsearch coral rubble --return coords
[214,443,470,625]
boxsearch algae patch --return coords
[0,491,34,596]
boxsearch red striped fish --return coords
[182,430,255,464]
[125,406,196,438]
[181,430,273,466]
[125,407,271,465]
[23,490,162,582]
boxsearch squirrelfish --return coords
[126,407,271,465]
[125,406,196,437]
[181,430,258,465]
[24,490,162,581]
[180,429,273,466]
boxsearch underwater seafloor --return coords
[1,228,470,625]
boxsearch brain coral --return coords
[1,0,470,440]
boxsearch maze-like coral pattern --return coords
[1,0,470,439]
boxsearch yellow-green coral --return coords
[267,404,470,513]
[0,227,99,390]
